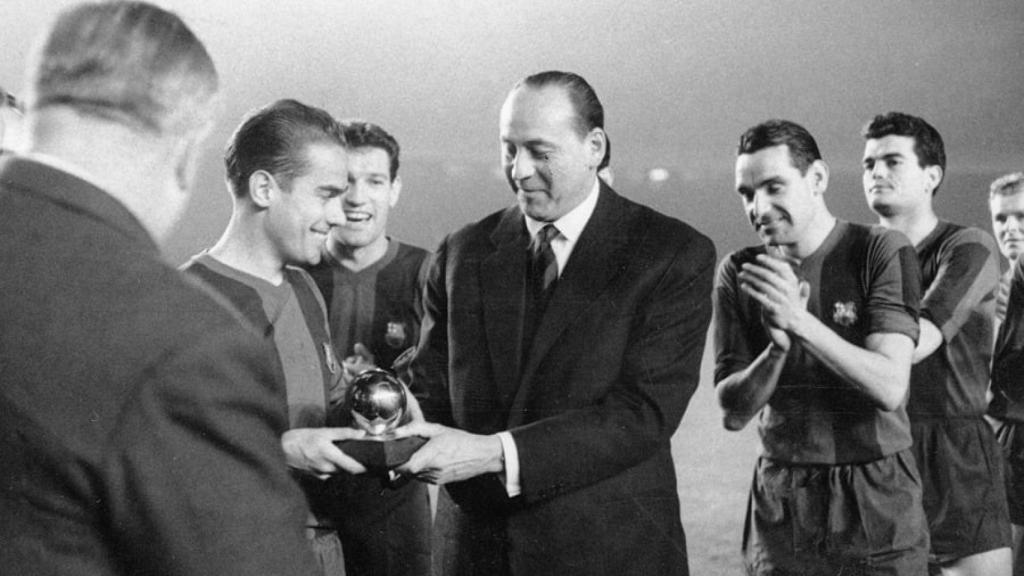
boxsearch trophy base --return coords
[335,436,427,471]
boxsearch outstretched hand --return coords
[281,427,368,478]
[392,422,504,485]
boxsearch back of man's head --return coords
[342,120,400,181]
[27,1,218,137]
[862,112,945,193]
[738,119,822,174]
[516,70,604,138]
[225,99,346,197]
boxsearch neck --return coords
[208,210,286,284]
[781,210,837,261]
[28,109,181,242]
[328,235,389,272]
[878,208,938,246]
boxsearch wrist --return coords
[786,309,812,342]
[490,433,508,474]
[768,340,789,357]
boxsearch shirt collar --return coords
[524,178,600,242]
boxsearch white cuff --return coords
[496,431,521,497]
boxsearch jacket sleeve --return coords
[102,326,320,576]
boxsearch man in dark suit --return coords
[396,70,716,576]
[0,3,321,575]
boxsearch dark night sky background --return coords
[3,1,1022,263]
[2,3,1022,572]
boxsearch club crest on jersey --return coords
[385,322,407,349]
[832,301,858,327]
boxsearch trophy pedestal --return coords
[335,436,427,472]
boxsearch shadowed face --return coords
[991,191,1024,262]
[500,85,603,222]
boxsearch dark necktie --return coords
[531,224,560,308]
[522,224,559,357]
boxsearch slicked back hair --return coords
[342,120,400,181]
[225,99,346,198]
[738,119,822,175]
[515,70,604,139]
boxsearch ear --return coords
[171,118,216,195]
[389,175,403,208]
[808,159,830,196]
[924,164,943,195]
[171,129,206,195]
[248,170,276,208]
[585,127,606,169]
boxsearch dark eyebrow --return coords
[320,184,348,196]
[864,152,905,164]
[502,137,555,150]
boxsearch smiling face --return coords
[735,144,827,255]
[328,146,399,254]
[266,142,348,266]
[862,135,941,218]
[991,191,1024,262]
[499,85,604,222]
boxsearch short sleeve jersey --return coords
[307,239,430,371]
[991,257,1024,422]
[908,221,999,418]
[714,220,921,464]
[182,255,341,527]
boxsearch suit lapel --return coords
[480,207,531,409]
[510,184,634,425]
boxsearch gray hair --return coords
[27,1,218,136]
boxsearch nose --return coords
[749,190,771,220]
[344,181,367,205]
[1007,215,1023,233]
[325,195,346,227]
[509,151,536,182]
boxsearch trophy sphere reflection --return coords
[346,369,407,436]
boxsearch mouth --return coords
[343,211,372,224]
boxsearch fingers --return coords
[321,426,367,442]
[280,427,369,477]
[755,253,799,279]
[322,442,368,475]
[404,385,425,423]
[392,420,443,439]
[352,342,375,363]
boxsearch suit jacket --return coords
[0,157,319,576]
[412,182,716,576]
